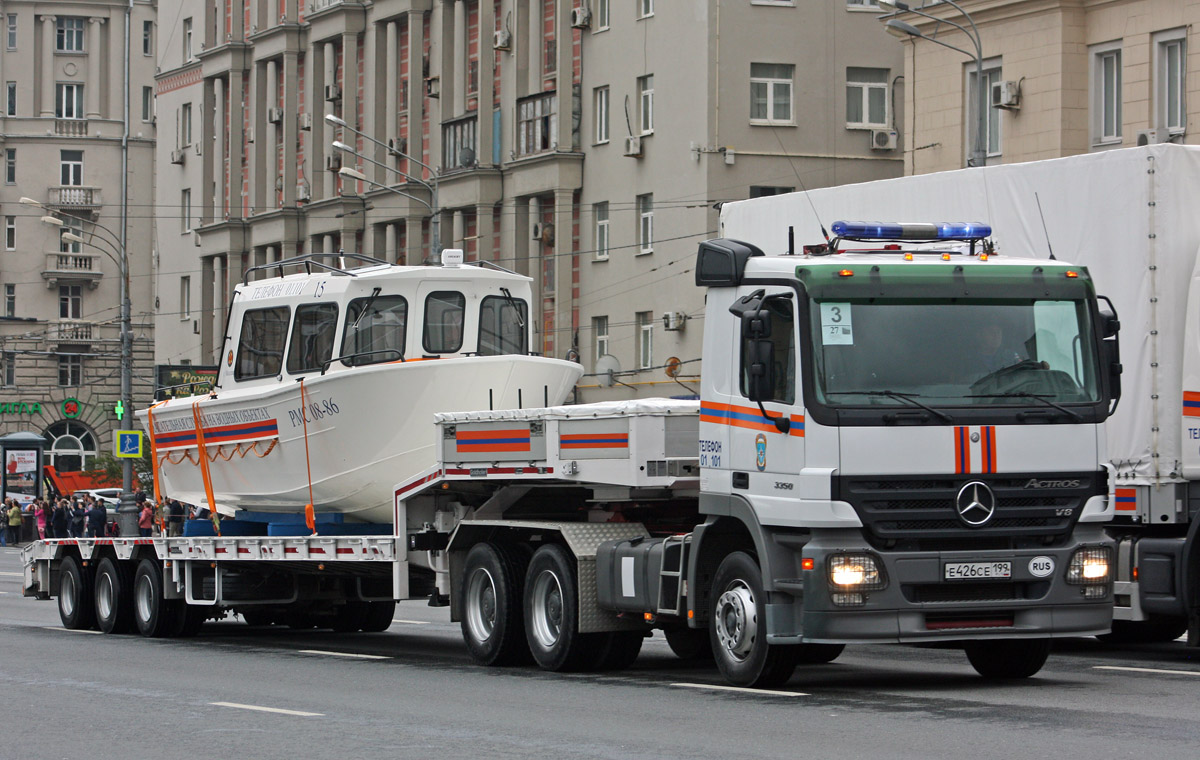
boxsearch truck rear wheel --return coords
[664,626,713,661]
[589,631,645,671]
[58,555,95,630]
[359,600,396,632]
[710,551,798,688]
[133,559,179,637]
[94,557,135,634]
[964,638,1051,679]
[524,544,595,672]
[170,603,207,637]
[1098,618,1188,644]
[461,541,529,666]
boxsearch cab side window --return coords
[341,295,407,366]
[235,307,290,380]
[739,295,795,404]
[423,291,465,353]
[286,303,339,374]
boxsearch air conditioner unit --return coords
[325,154,342,171]
[1137,128,1170,146]
[870,129,898,151]
[571,8,592,28]
[388,137,408,156]
[296,183,311,201]
[192,230,202,247]
[170,148,186,165]
[531,223,543,241]
[267,107,283,124]
[324,84,341,102]
[493,29,512,51]
[425,77,440,98]
[299,112,313,131]
[623,135,643,158]
[990,79,1020,109]
[662,311,687,331]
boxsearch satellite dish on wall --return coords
[595,354,621,388]
[459,147,476,167]
[664,356,682,378]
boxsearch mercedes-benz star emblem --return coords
[955,481,997,527]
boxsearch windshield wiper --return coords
[965,392,1083,422]
[827,390,954,423]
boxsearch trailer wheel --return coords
[359,600,396,632]
[133,559,178,638]
[94,557,135,635]
[524,544,595,672]
[331,601,368,632]
[590,631,645,671]
[709,551,798,688]
[171,603,207,637]
[461,541,529,666]
[1098,618,1188,644]
[58,555,95,631]
[240,608,277,627]
[664,626,713,661]
[964,638,1051,679]
[795,643,845,665]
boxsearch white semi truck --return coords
[24,221,1122,688]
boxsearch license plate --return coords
[944,561,1011,580]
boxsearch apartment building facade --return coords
[0,0,157,473]
[890,0,1199,174]
[154,0,903,401]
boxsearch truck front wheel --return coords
[710,551,798,688]
[964,638,1051,679]
[58,555,95,630]
[461,542,529,665]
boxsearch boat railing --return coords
[243,252,389,285]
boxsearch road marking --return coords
[0,571,22,576]
[210,702,323,717]
[298,649,389,660]
[42,626,101,635]
[670,682,808,697]
[1094,665,1200,677]
[392,619,430,625]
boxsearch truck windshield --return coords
[810,298,1101,407]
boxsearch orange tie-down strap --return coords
[147,400,169,534]
[191,400,220,537]
[299,378,317,536]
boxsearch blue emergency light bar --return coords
[830,221,992,241]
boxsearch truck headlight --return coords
[827,554,887,591]
[1066,546,1111,598]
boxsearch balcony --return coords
[308,0,345,11]
[48,320,97,342]
[516,93,557,158]
[54,119,89,137]
[43,252,103,289]
[442,114,478,172]
[48,186,103,216]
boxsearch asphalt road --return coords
[3,545,1198,760]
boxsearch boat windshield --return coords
[341,295,407,366]
[810,298,1101,407]
[478,295,528,356]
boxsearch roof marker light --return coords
[830,221,992,241]
[941,253,951,261]
[838,269,855,277]
[903,253,913,261]
[1065,270,1079,278]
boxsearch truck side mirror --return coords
[1101,310,1120,339]
[741,307,772,340]
[1099,308,1121,412]
[744,336,776,402]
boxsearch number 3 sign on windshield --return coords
[820,302,853,345]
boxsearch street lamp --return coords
[324,114,441,262]
[879,0,988,168]
[25,197,138,536]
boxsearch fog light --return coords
[1067,546,1111,585]
[831,592,866,607]
[1083,585,1107,599]
[827,554,886,591]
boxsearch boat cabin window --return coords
[286,303,339,374]
[423,291,465,353]
[341,295,407,366]
[235,306,290,380]
[478,295,528,356]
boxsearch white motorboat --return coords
[135,250,582,524]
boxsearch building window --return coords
[143,20,153,56]
[5,149,14,184]
[180,102,193,145]
[1092,43,1122,144]
[846,67,888,128]
[441,115,477,170]
[60,150,83,185]
[750,63,793,124]
[593,316,609,361]
[846,0,879,7]
[517,92,556,156]
[637,311,653,369]
[967,62,1002,159]
[749,186,794,198]
[45,420,98,472]
[59,285,82,319]
[594,86,609,144]
[181,189,192,232]
[594,202,609,260]
[6,14,16,50]
[142,87,153,122]
[1,352,13,386]
[637,75,654,134]
[4,284,14,317]
[180,276,191,320]
[5,81,14,116]
[58,354,83,387]
[639,0,654,18]
[59,216,83,253]
[596,0,610,30]
[637,193,653,254]
[56,17,85,52]
[1155,31,1186,134]
[182,18,193,62]
[56,82,83,119]
[4,216,13,250]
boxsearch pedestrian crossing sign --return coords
[115,430,143,458]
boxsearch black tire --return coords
[964,638,1052,679]
[794,643,845,665]
[172,603,207,637]
[133,559,178,638]
[1098,618,1188,644]
[331,601,368,632]
[240,608,277,627]
[94,556,135,635]
[359,600,396,632]
[461,542,530,666]
[524,544,596,672]
[58,555,95,630]
[664,626,714,661]
[590,631,645,671]
[709,551,798,688]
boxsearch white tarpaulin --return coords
[720,144,1200,485]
